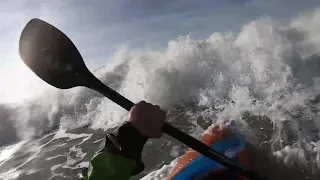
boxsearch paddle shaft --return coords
[87,76,264,180]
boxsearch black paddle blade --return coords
[19,18,90,89]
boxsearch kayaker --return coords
[79,101,251,180]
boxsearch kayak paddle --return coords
[19,18,265,180]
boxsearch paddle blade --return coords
[19,18,89,89]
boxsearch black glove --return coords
[101,122,148,175]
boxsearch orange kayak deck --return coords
[168,121,252,180]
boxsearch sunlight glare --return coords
[0,56,49,104]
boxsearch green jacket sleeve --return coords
[79,151,136,180]
[79,122,148,180]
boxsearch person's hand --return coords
[128,101,166,138]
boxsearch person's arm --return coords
[79,101,166,180]
[79,122,148,180]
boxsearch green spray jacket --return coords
[79,122,147,180]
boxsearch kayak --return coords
[168,121,252,180]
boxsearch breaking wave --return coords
[1,7,320,174]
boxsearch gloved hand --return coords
[97,101,166,175]
[128,101,166,138]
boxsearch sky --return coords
[0,0,320,103]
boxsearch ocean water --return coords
[1,8,320,180]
